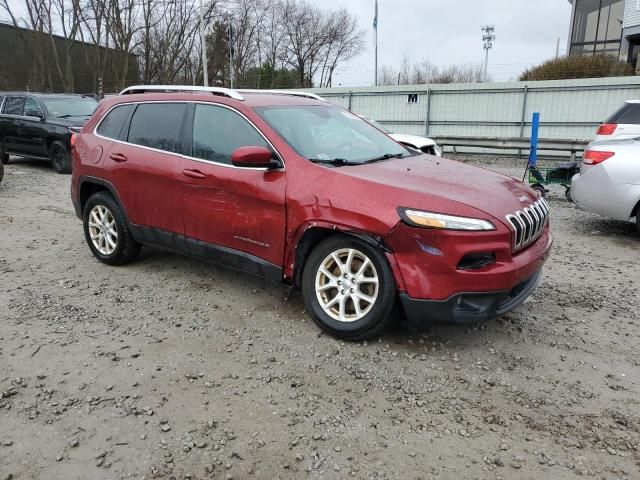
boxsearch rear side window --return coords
[97,104,134,140]
[127,103,187,153]
[2,96,25,115]
[606,103,640,124]
[192,104,268,164]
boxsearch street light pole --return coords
[481,25,495,82]
[199,0,208,87]
[373,0,378,86]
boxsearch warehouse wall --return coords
[308,76,640,141]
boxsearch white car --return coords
[594,100,640,141]
[571,138,640,235]
[360,117,442,157]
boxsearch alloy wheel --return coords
[88,205,118,255]
[315,248,379,323]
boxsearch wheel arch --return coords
[290,225,395,289]
[78,176,130,223]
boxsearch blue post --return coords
[529,112,540,167]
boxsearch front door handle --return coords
[183,169,207,179]
[109,152,127,163]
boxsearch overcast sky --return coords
[308,0,573,86]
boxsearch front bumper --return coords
[400,269,542,324]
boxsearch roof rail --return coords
[119,85,245,101]
[236,89,325,101]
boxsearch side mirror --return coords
[231,146,279,169]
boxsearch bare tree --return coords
[380,58,485,85]
[1,0,366,92]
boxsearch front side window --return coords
[2,96,25,116]
[41,97,98,118]
[128,103,188,154]
[192,104,268,164]
[97,104,134,140]
[255,105,410,165]
[23,97,43,117]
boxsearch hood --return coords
[47,116,90,128]
[338,155,538,225]
[389,133,436,148]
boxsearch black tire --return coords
[0,144,8,165]
[301,235,397,341]
[565,187,572,203]
[50,141,71,174]
[0,161,4,183]
[531,184,547,198]
[83,191,141,265]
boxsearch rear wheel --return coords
[565,186,572,202]
[83,191,141,265]
[50,141,71,174]
[301,236,396,341]
[0,161,4,183]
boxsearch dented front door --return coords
[179,103,286,267]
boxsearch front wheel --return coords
[0,144,9,165]
[301,236,397,341]
[50,141,71,174]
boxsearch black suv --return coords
[0,92,98,173]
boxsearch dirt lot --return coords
[0,156,639,480]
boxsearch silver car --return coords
[571,138,640,234]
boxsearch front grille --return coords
[505,198,550,252]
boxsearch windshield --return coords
[42,97,98,118]
[254,105,411,164]
[367,118,392,134]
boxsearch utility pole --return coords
[373,0,378,86]
[555,37,561,58]
[228,22,234,88]
[199,0,208,87]
[481,25,495,82]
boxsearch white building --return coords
[567,0,640,69]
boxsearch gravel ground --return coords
[0,155,639,480]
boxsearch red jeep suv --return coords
[71,85,552,340]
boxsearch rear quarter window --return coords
[127,103,188,154]
[96,104,134,140]
[606,103,640,124]
[2,97,25,115]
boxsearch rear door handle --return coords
[109,152,127,163]
[183,169,207,179]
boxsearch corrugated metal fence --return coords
[308,76,640,142]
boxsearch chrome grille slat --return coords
[505,198,550,252]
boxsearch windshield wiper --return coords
[56,114,90,118]
[308,158,357,166]
[362,153,405,164]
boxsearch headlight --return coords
[398,208,495,231]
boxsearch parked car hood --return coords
[339,155,538,223]
[48,116,91,128]
[389,133,437,148]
